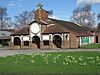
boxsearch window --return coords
[66,35,68,40]
[24,41,29,46]
[43,40,49,45]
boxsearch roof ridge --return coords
[49,18,75,23]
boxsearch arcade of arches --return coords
[11,33,76,49]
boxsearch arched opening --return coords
[32,36,40,48]
[53,35,62,48]
[14,37,21,46]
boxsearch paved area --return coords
[0,48,100,57]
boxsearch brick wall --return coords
[34,9,48,22]
[69,33,78,48]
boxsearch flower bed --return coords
[0,51,100,75]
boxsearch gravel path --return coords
[0,48,100,57]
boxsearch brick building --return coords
[10,3,96,49]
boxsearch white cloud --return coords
[77,0,100,5]
[8,0,23,8]
[48,15,59,20]
[8,2,19,7]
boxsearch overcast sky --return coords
[0,0,100,21]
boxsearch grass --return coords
[82,44,100,48]
[0,51,100,75]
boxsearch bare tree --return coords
[0,7,11,30]
[14,10,34,29]
[47,10,53,16]
[96,14,100,32]
[70,4,95,29]
[97,14,100,21]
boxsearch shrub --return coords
[0,44,3,48]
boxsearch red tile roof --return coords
[42,24,70,34]
[44,18,92,36]
[10,18,93,37]
[10,26,29,36]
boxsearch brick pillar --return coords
[66,34,70,48]
[49,34,53,49]
[29,41,32,48]
[40,41,43,49]
[29,36,32,48]
[21,41,24,49]
[67,34,70,48]
[10,36,14,49]
[62,34,70,49]
[40,35,44,49]
[61,34,64,49]
[62,33,68,49]
[20,35,24,49]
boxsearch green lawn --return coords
[82,44,100,48]
[0,51,100,75]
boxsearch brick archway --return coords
[53,35,62,48]
[32,36,40,48]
